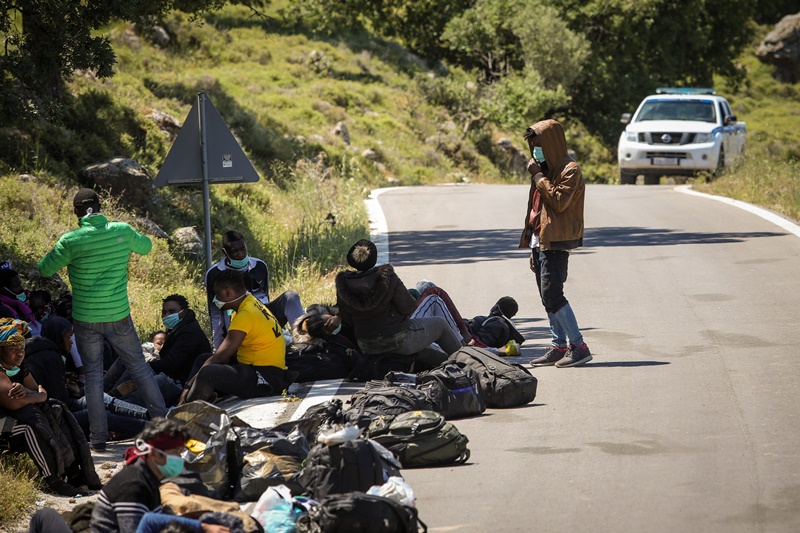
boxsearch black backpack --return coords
[416,360,486,419]
[344,385,440,430]
[452,346,538,408]
[297,438,401,500]
[365,410,470,468]
[296,492,426,533]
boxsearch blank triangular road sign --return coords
[154,93,260,186]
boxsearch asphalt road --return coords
[375,184,800,533]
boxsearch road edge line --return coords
[290,190,393,422]
[676,185,800,239]
[366,187,393,263]
[289,380,345,421]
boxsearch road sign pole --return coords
[199,91,213,272]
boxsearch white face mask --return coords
[212,293,246,309]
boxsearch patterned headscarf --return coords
[0,318,28,347]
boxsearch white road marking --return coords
[366,187,393,264]
[289,379,346,421]
[676,185,800,239]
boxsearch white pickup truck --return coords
[617,88,746,184]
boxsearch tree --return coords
[282,0,474,62]
[0,0,266,124]
[440,0,588,131]
[552,0,756,144]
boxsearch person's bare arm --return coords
[0,374,47,410]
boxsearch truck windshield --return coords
[634,100,717,123]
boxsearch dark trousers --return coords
[29,508,72,533]
[533,249,570,314]
[186,355,290,402]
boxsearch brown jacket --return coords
[519,119,585,251]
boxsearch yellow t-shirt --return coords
[229,294,286,369]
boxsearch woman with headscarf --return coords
[25,316,148,440]
[0,318,101,496]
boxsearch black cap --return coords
[73,188,99,206]
[347,239,378,271]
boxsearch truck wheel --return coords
[643,175,660,185]
[619,170,636,185]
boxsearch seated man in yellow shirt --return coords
[184,270,293,403]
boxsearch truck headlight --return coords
[694,132,714,143]
[625,131,638,142]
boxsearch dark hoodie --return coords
[519,119,585,251]
[468,304,525,348]
[25,317,72,404]
[334,264,417,342]
[149,309,210,385]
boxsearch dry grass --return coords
[0,452,39,527]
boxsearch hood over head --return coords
[526,119,572,179]
[41,316,73,354]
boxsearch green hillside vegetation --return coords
[695,27,800,220]
[0,2,799,526]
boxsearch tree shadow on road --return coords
[584,226,785,248]
[388,226,786,266]
[578,361,670,368]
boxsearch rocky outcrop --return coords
[756,12,800,83]
[496,138,529,176]
[79,157,155,211]
[332,122,350,145]
[171,227,204,256]
[132,217,169,240]
[146,109,182,140]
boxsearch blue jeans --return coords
[533,248,584,347]
[74,316,167,445]
[70,393,149,420]
[136,513,202,533]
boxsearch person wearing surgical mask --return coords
[520,119,592,368]
[148,294,211,387]
[182,269,294,405]
[29,418,189,533]
[0,268,41,336]
[105,294,210,408]
[203,230,304,350]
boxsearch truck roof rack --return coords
[655,87,717,95]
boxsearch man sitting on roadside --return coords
[204,230,304,349]
[184,270,294,403]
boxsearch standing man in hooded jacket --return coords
[520,119,592,367]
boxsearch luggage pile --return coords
[172,346,537,532]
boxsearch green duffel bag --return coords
[365,410,470,468]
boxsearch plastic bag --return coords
[252,485,310,532]
[166,401,233,498]
[252,484,293,522]
[367,476,416,508]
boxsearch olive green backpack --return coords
[364,410,469,468]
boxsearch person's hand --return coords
[325,314,342,331]
[8,382,26,399]
[38,384,46,397]
[178,388,190,406]
[529,250,538,273]
[527,158,542,177]
[201,524,230,533]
